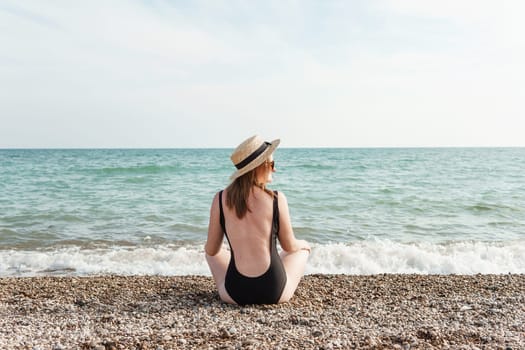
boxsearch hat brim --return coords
[229,139,280,181]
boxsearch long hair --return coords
[226,163,274,219]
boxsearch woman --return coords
[205,135,311,305]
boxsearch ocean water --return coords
[1,148,524,276]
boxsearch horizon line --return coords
[1,146,525,150]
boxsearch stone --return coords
[312,330,323,337]
[1,275,524,349]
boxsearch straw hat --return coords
[230,135,280,181]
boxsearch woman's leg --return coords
[205,248,236,304]
[279,249,310,303]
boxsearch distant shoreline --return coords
[1,274,523,349]
[2,146,525,150]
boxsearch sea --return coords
[1,148,524,277]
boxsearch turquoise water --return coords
[1,148,524,276]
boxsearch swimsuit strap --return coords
[272,191,279,237]
[218,190,226,233]
[218,190,235,253]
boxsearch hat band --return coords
[234,142,270,170]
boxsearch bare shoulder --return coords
[210,190,223,210]
[212,190,220,204]
[276,190,289,207]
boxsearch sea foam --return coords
[307,240,525,275]
[1,240,523,277]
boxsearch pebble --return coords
[312,330,323,337]
[219,328,232,339]
[460,305,473,312]
[0,274,524,349]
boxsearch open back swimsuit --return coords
[219,190,287,305]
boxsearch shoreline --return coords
[1,274,524,349]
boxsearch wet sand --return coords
[1,274,524,349]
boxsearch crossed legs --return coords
[278,249,310,303]
[205,248,235,304]
[205,247,309,304]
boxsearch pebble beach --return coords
[1,274,524,349]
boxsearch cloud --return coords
[0,0,524,147]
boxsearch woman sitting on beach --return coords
[205,135,311,305]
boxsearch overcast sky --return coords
[1,1,524,148]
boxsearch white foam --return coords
[0,246,209,277]
[307,240,525,275]
[1,240,524,277]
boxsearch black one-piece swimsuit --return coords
[219,190,287,305]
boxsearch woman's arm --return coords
[277,192,311,253]
[205,192,224,256]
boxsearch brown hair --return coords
[226,162,274,219]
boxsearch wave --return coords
[2,213,85,224]
[0,245,208,276]
[1,239,524,277]
[93,165,180,175]
[308,240,525,275]
[465,203,522,213]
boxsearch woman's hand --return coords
[296,239,311,253]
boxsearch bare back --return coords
[222,187,275,277]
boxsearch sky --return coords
[1,0,524,148]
